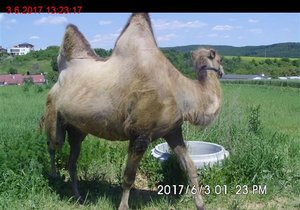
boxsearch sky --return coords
[0,13,299,50]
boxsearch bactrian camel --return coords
[40,13,224,210]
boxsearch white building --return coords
[7,43,34,56]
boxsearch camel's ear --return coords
[209,49,216,59]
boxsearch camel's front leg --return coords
[118,135,150,210]
[164,127,205,210]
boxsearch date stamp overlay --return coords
[5,5,83,14]
[1,0,84,14]
[157,184,267,195]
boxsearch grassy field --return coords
[224,56,299,62]
[0,84,299,210]
[221,79,300,89]
[0,57,52,74]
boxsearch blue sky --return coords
[0,13,299,50]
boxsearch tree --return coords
[265,58,272,65]
[281,57,290,63]
[292,59,300,67]
[94,48,112,58]
[250,59,257,66]
[51,56,58,72]
[32,63,40,73]
[8,67,18,74]
[46,71,58,84]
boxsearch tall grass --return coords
[0,84,299,209]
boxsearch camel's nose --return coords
[219,66,225,77]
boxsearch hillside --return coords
[163,42,300,58]
[0,43,299,79]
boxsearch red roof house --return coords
[0,74,46,86]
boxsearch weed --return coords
[35,85,44,93]
[247,104,262,134]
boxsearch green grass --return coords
[222,84,300,138]
[0,84,299,209]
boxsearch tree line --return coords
[1,46,299,81]
[163,42,300,58]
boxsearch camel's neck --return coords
[175,71,222,126]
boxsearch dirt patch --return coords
[134,172,151,190]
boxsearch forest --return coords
[164,42,300,58]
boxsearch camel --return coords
[41,13,224,210]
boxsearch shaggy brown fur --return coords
[40,13,224,210]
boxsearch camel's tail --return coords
[38,114,45,135]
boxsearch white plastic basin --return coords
[151,141,229,169]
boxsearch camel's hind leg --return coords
[67,126,86,202]
[48,147,59,178]
[118,135,150,210]
[164,127,205,210]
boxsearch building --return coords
[7,43,34,56]
[0,46,7,53]
[222,74,271,80]
[0,74,46,86]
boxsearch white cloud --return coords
[116,27,123,33]
[4,18,17,29]
[212,25,234,31]
[207,33,230,39]
[99,20,112,25]
[248,19,259,23]
[30,36,40,40]
[248,28,263,34]
[153,19,207,30]
[157,33,177,41]
[90,33,119,44]
[35,16,68,25]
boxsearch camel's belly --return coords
[65,112,127,140]
[57,97,127,140]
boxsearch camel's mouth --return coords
[198,65,223,78]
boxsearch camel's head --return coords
[192,48,224,79]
